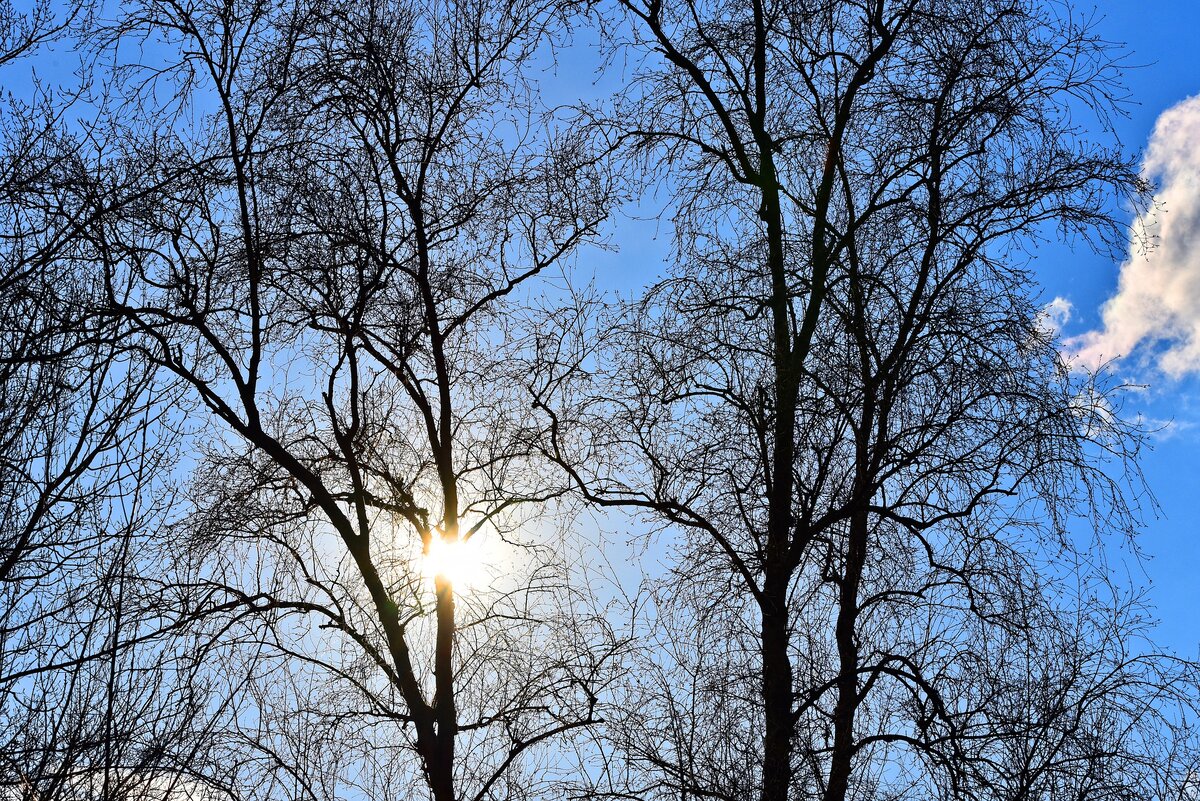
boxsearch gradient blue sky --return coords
[570,3,1200,652]
[1034,4,1200,653]
[11,1,1200,650]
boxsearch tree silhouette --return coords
[2,1,1199,800]
[535,1,1200,799]
[45,0,621,798]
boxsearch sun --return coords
[421,535,488,591]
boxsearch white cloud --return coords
[1066,94,1200,376]
[1040,296,1073,335]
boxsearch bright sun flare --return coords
[421,535,487,590]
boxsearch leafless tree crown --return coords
[2,2,1198,801]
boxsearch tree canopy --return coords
[1,1,1197,800]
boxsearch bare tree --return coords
[0,4,233,796]
[7,1,1200,800]
[534,1,1200,799]
[0,0,85,67]
[56,0,624,798]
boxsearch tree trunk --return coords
[760,575,795,801]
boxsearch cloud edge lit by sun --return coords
[1064,94,1200,377]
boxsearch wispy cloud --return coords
[1040,296,1073,335]
[1066,95,1200,376]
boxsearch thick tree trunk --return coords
[426,743,456,801]
[759,138,801,800]
[822,539,863,801]
[430,572,458,801]
[760,576,795,801]
[823,453,871,801]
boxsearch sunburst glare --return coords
[421,535,489,591]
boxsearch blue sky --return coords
[568,4,1200,651]
[542,3,1200,651]
[9,0,1199,651]
[1031,4,1200,653]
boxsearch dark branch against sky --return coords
[2,2,1200,800]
